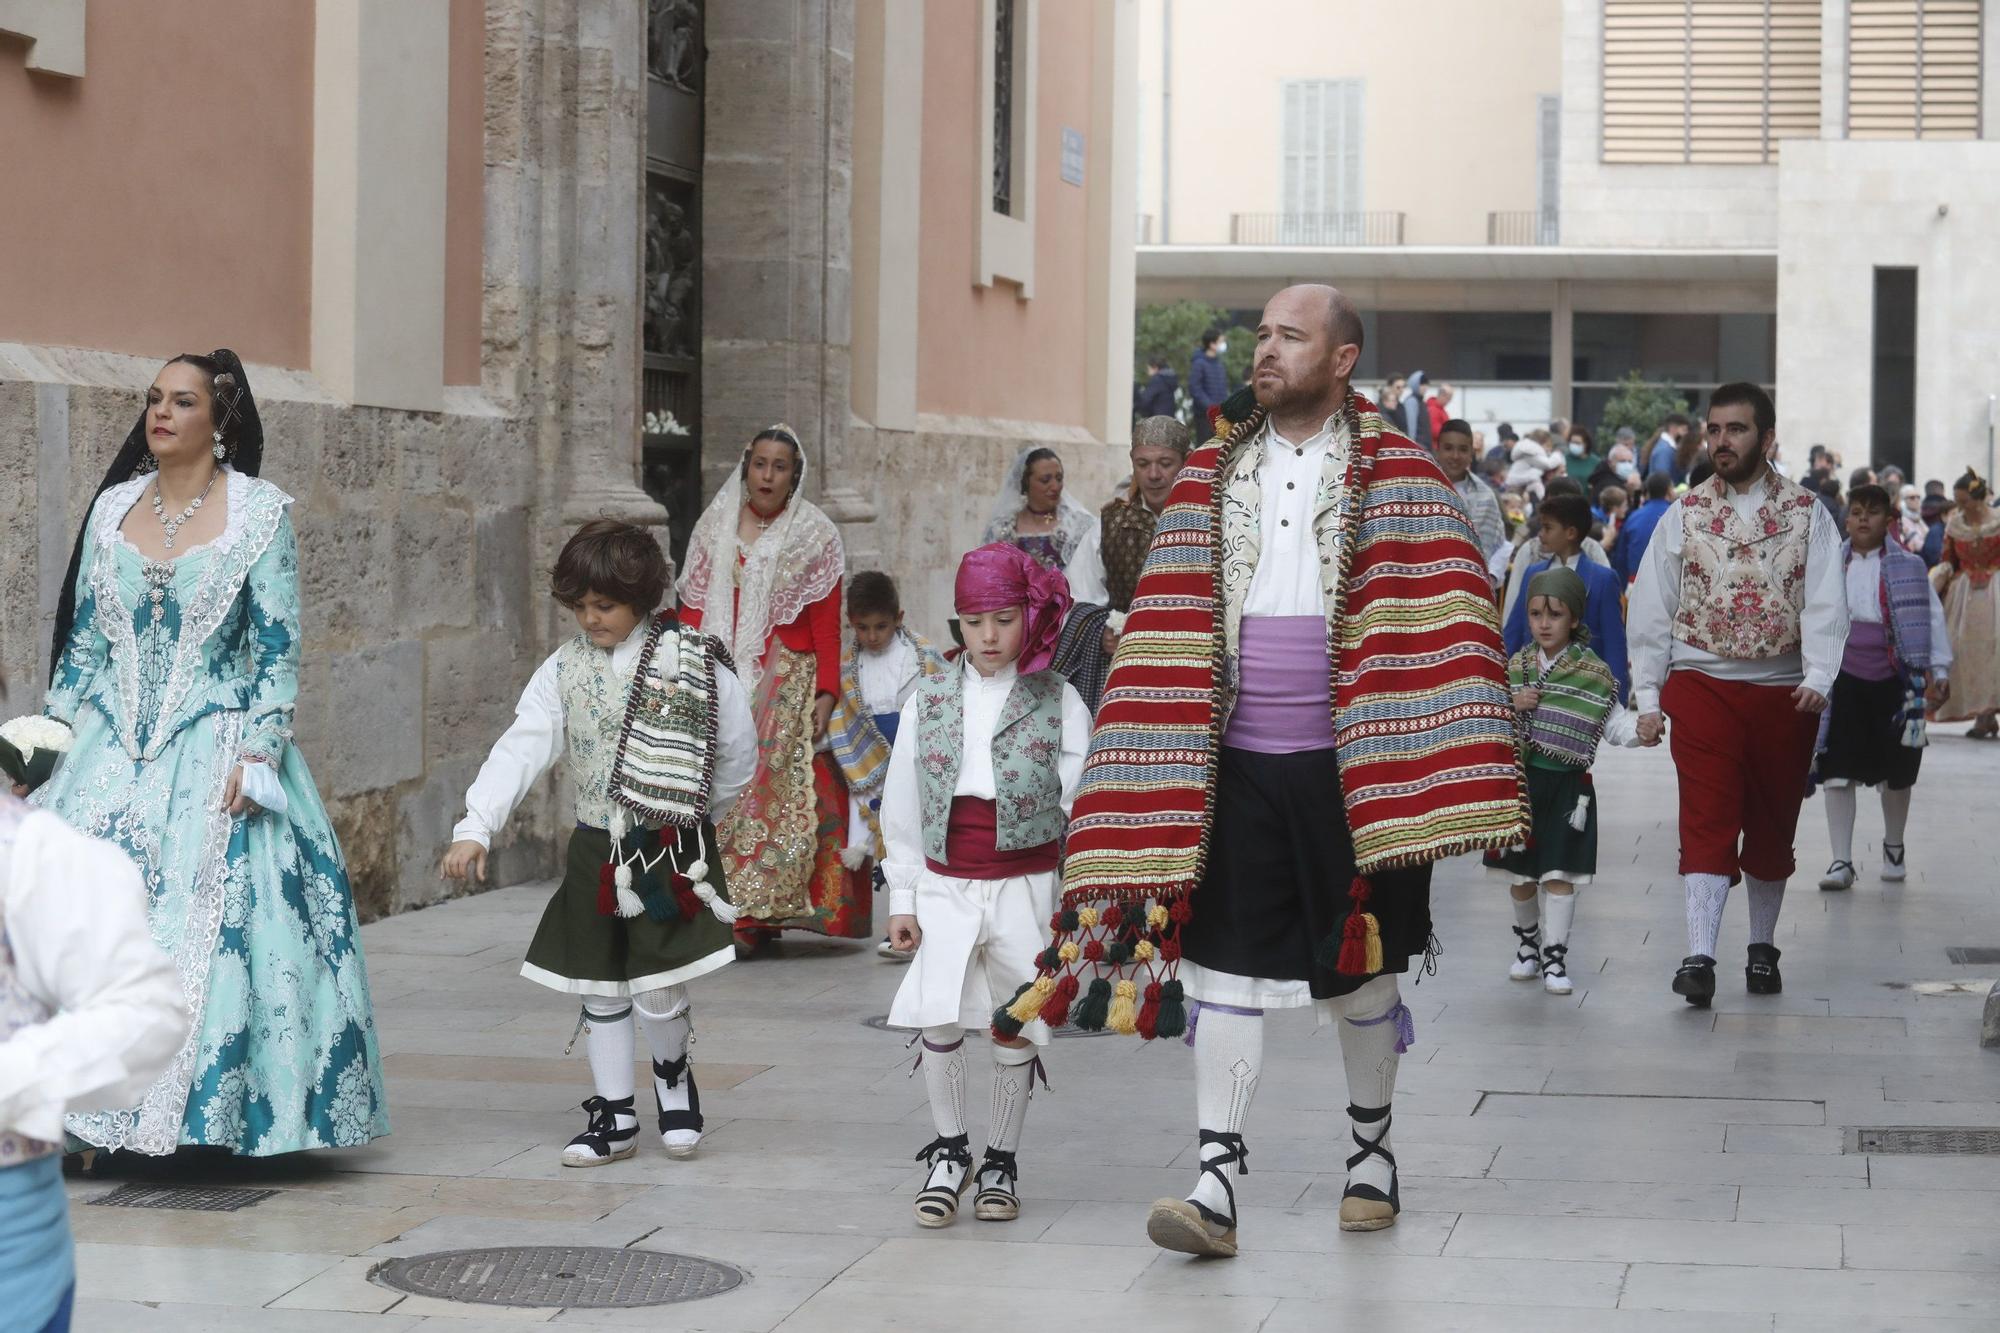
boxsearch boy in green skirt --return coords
[441,520,756,1165]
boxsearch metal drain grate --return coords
[862,1013,1109,1039]
[370,1246,745,1309]
[1946,947,2000,965]
[87,1183,278,1212]
[1850,1127,2000,1155]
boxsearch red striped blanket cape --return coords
[993,391,1528,1041]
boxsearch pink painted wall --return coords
[0,0,315,367]
[915,1,1095,427]
[443,0,484,385]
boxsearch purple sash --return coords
[1224,616,1336,753]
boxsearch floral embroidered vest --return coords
[913,670,1066,863]
[0,799,59,1167]
[557,626,721,831]
[1673,469,1819,659]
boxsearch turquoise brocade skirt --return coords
[35,702,389,1156]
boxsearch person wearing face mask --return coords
[1190,328,1232,435]
[1563,425,1599,485]
[1587,436,1639,504]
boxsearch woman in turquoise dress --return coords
[34,350,388,1157]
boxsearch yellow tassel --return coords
[1058,941,1080,965]
[1077,906,1100,929]
[1107,979,1139,1034]
[1007,974,1057,1025]
[1133,940,1156,963]
[1362,912,1384,974]
[1146,904,1170,929]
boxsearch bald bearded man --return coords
[1026,286,1525,1256]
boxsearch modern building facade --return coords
[1138,0,2000,484]
[0,0,1137,913]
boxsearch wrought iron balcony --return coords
[1487,209,1560,246]
[1228,212,1406,246]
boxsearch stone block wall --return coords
[1,355,567,923]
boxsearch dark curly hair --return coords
[846,570,900,620]
[551,519,671,615]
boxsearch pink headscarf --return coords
[954,541,1073,675]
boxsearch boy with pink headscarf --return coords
[879,543,1093,1229]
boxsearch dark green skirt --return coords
[521,824,737,996]
[1489,763,1599,884]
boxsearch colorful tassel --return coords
[1073,977,1113,1031]
[1135,980,1163,1040]
[991,980,1033,1040]
[596,863,616,916]
[1107,979,1139,1035]
[1039,973,1079,1027]
[1335,877,1377,976]
[1006,974,1057,1025]
[1154,978,1188,1039]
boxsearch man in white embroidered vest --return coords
[1628,382,1848,1006]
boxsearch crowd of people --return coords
[7,296,2000,1329]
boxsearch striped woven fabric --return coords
[825,629,948,846]
[992,391,1527,1041]
[1508,642,1616,768]
[607,614,728,829]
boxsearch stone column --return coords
[485,0,666,537]
[561,0,669,531]
[704,0,874,565]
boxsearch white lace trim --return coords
[64,711,243,1155]
[85,475,294,762]
[678,452,844,694]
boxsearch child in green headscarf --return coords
[1488,566,1642,995]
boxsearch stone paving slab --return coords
[66,728,2000,1329]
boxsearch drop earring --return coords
[212,430,227,461]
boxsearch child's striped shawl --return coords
[994,391,1528,1041]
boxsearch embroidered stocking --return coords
[1189,1004,1262,1222]
[988,1042,1039,1154]
[1745,875,1785,947]
[1685,873,1731,957]
[920,1026,968,1138]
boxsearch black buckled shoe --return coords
[1146,1130,1245,1257]
[1672,955,1717,1008]
[1745,943,1783,995]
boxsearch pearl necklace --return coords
[152,471,219,551]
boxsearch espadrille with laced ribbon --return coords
[561,1095,639,1167]
[913,1134,973,1228]
[1145,1129,1245,1257]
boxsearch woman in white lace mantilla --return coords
[982,446,1101,575]
[677,426,871,951]
[29,351,387,1157]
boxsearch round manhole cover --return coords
[861,1013,1111,1038]
[369,1246,745,1309]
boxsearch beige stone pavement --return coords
[63,724,2000,1331]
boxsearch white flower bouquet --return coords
[0,716,72,794]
